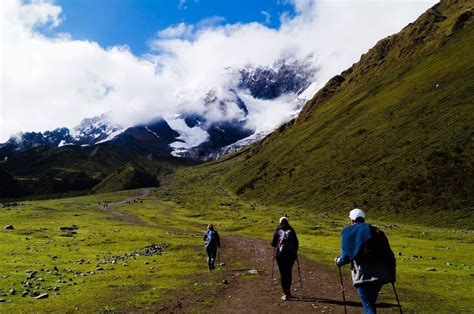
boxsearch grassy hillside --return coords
[0,143,194,198]
[165,0,474,228]
[93,162,159,193]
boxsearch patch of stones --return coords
[58,225,79,237]
[1,243,167,303]
[100,244,166,265]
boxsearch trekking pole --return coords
[338,266,347,314]
[296,257,304,298]
[271,252,275,288]
[391,282,403,314]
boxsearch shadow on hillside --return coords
[289,296,400,309]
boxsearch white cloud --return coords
[157,23,195,39]
[0,0,437,142]
[261,10,271,25]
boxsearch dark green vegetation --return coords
[92,162,159,193]
[0,143,194,198]
[168,0,474,228]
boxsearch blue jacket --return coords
[337,223,396,286]
[337,223,372,265]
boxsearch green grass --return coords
[0,186,472,312]
[0,191,210,312]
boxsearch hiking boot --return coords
[281,294,288,301]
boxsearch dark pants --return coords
[206,245,217,270]
[356,282,382,314]
[276,256,295,295]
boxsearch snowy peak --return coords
[70,115,123,145]
[238,55,317,99]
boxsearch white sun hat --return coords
[349,208,365,220]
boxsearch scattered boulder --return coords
[0,298,5,302]
[21,291,28,297]
[35,293,48,300]
[248,269,259,275]
[9,289,16,295]
[222,279,229,284]
[426,268,437,271]
[3,225,14,230]
[26,271,37,279]
[58,225,79,231]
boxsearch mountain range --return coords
[0,57,317,197]
[1,57,317,160]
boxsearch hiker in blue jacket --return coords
[335,209,396,314]
[271,216,299,300]
[203,224,221,271]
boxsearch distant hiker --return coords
[271,216,299,300]
[335,209,396,314]
[203,224,221,271]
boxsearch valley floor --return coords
[0,188,472,313]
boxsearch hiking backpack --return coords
[206,230,217,247]
[358,226,396,283]
[278,228,297,257]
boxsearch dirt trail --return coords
[97,188,154,225]
[151,235,400,313]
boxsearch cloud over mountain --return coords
[0,0,436,142]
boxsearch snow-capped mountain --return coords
[0,115,123,152]
[1,57,318,160]
[238,55,317,99]
[70,115,123,145]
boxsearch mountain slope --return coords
[165,1,474,227]
[0,143,192,197]
[92,162,159,193]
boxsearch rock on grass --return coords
[35,293,48,300]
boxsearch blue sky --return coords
[54,0,296,55]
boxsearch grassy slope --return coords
[92,162,159,193]
[0,143,191,197]
[172,1,474,228]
